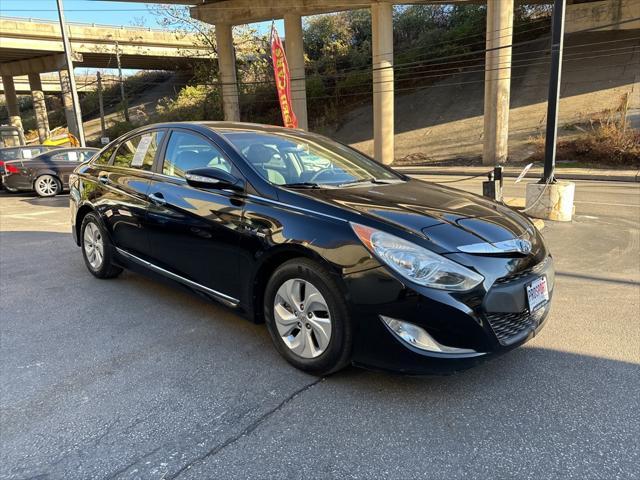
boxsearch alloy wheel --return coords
[273,278,332,359]
[36,176,58,196]
[83,222,104,270]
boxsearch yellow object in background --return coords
[43,133,79,147]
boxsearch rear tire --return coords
[264,258,353,376]
[34,175,61,197]
[81,213,122,279]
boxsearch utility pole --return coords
[542,0,567,183]
[56,0,86,146]
[115,40,130,122]
[96,71,106,140]
[524,0,574,223]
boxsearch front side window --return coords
[219,130,403,187]
[162,131,233,178]
[21,148,45,160]
[93,146,115,166]
[112,131,164,170]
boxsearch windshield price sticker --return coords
[131,135,152,167]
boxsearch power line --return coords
[78,40,637,95]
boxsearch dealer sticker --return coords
[526,276,549,313]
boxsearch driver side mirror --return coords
[184,168,244,192]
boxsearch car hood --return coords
[293,179,538,253]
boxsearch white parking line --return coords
[1,210,56,218]
[574,201,640,208]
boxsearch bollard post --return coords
[482,166,503,202]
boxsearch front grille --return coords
[485,307,546,345]
[494,257,550,285]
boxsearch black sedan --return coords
[0,145,54,180]
[3,147,98,197]
[70,122,554,375]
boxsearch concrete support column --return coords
[483,0,514,165]
[372,2,394,165]
[284,13,308,131]
[215,23,240,122]
[28,73,50,143]
[59,69,80,139]
[1,75,23,131]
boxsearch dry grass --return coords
[528,94,640,167]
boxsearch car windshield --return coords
[219,130,403,187]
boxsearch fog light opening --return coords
[380,316,479,355]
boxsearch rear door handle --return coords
[98,175,108,185]
[149,192,166,205]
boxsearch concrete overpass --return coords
[114,0,638,166]
[0,73,118,94]
[0,17,209,141]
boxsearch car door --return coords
[145,128,245,301]
[48,150,94,187]
[96,130,165,258]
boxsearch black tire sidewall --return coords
[264,258,352,375]
[80,213,117,278]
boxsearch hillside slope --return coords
[332,31,639,163]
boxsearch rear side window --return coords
[162,130,234,178]
[51,150,97,162]
[0,149,19,161]
[112,131,164,170]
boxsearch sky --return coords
[0,0,278,75]
[0,0,277,33]
[1,0,173,28]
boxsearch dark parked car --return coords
[0,145,54,181]
[70,122,554,375]
[3,147,98,197]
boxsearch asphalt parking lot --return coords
[1,178,639,480]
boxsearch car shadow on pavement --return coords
[0,190,69,207]
[20,195,70,208]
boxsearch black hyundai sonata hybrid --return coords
[70,122,554,375]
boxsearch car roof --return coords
[122,121,310,136]
[44,147,99,153]
[0,145,49,151]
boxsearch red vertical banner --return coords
[270,24,298,129]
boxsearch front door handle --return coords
[149,192,166,205]
[98,175,108,185]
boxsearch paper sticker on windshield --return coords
[22,150,33,159]
[131,135,152,167]
[67,151,78,161]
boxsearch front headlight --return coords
[351,223,484,291]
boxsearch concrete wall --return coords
[566,0,640,33]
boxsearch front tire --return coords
[34,175,61,197]
[80,213,122,279]
[264,258,353,376]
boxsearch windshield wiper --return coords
[284,182,321,189]
[338,178,395,187]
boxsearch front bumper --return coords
[345,255,554,375]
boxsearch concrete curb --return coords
[395,166,640,183]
